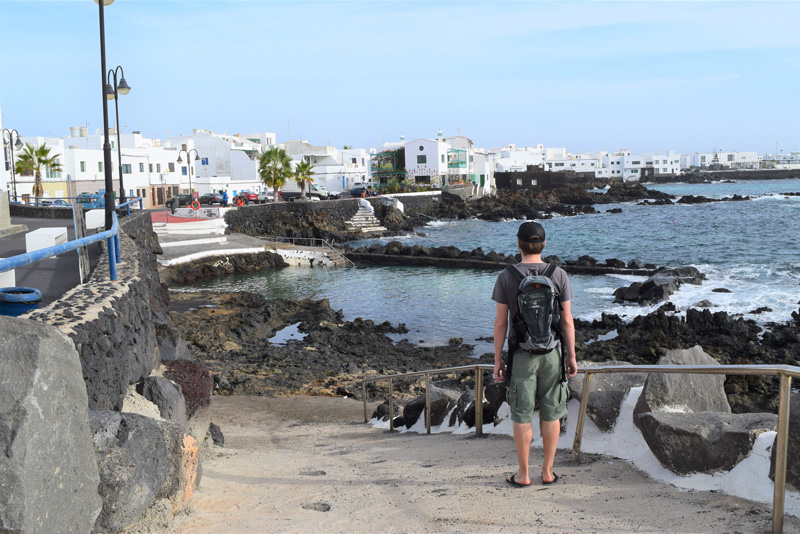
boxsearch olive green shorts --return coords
[507,346,568,424]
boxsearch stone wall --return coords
[7,210,203,532]
[22,212,180,410]
[224,199,360,240]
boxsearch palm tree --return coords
[343,145,353,150]
[258,146,292,202]
[15,143,63,200]
[294,159,315,200]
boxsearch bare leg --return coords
[540,419,560,483]
[511,422,533,484]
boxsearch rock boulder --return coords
[770,393,800,491]
[637,412,777,475]
[634,345,730,430]
[137,375,188,427]
[0,317,102,534]
[89,411,170,533]
[568,361,646,432]
[403,385,460,429]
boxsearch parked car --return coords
[349,186,378,198]
[41,199,70,207]
[166,194,193,208]
[199,192,224,205]
[315,185,341,199]
[76,193,104,208]
[257,191,275,203]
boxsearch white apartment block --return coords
[689,151,760,170]
[165,129,275,196]
[283,141,369,191]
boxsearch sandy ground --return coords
[171,396,797,534]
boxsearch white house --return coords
[403,136,448,187]
[689,150,760,170]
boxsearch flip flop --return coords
[542,473,560,485]
[505,473,531,488]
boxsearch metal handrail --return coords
[360,362,798,533]
[0,212,120,281]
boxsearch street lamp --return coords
[176,148,200,196]
[96,0,116,231]
[2,129,23,201]
[106,65,131,204]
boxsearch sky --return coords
[0,0,798,155]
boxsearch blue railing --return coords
[0,212,121,281]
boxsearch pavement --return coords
[0,215,101,307]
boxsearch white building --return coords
[283,141,369,191]
[165,129,275,196]
[689,150,760,170]
[403,135,449,187]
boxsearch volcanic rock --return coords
[568,361,647,432]
[638,411,777,475]
[633,346,730,430]
[0,317,102,534]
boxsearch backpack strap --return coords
[542,262,557,280]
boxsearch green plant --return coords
[294,159,315,200]
[15,143,62,198]
[258,146,292,201]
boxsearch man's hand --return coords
[565,355,578,378]
[493,361,505,382]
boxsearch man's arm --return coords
[493,302,509,382]
[559,300,577,378]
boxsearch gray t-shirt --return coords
[492,262,573,351]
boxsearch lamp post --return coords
[177,148,200,197]
[2,129,24,201]
[96,0,115,231]
[106,65,131,204]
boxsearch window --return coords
[351,158,357,164]
[441,154,445,163]
[700,156,706,162]
[631,161,640,165]
[98,162,103,171]
[156,163,161,172]
[632,169,639,173]
[168,163,175,173]
[122,164,132,174]
[417,155,427,164]
[554,162,564,167]
[570,163,576,167]
[149,164,153,172]
[361,158,365,165]
[111,140,115,149]
[80,161,86,172]
[662,168,668,173]
[727,155,735,162]
[469,155,473,162]
[182,166,187,176]
[139,163,144,172]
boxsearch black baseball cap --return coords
[517,221,546,243]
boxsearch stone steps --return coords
[345,207,387,234]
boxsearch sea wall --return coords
[8,211,205,532]
[224,198,360,239]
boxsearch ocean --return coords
[187,178,800,355]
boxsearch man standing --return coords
[222,190,229,207]
[492,221,577,487]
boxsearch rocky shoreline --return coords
[168,287,800,416]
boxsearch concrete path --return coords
[0,215,101,307]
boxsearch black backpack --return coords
[504,263,565,384]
